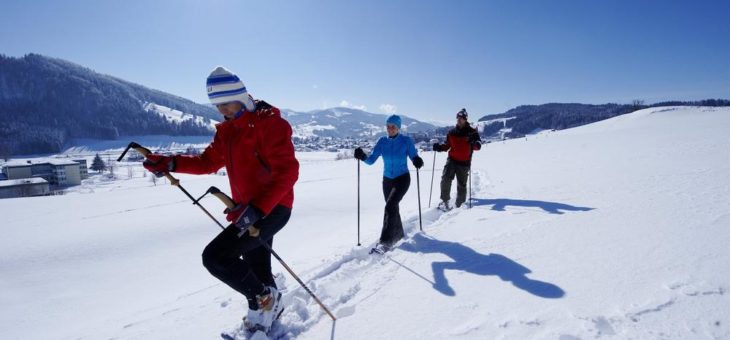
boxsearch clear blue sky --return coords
[2,0,729,122]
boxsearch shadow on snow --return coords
[398,233,565,299]
[469,197,594,215]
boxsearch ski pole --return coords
[357,159,361,246]
[469,166,472,209]
[117,142,225,229]
[204,186,337,322]
[428,151,436,208]
[120,144,336,321]
[416,168,422,231]
[468,139,476,209]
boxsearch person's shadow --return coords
[470,198,594,214]
[399,233,565,299]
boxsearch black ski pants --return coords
[202,204,291,310]
[380,173,410,246]
[440,159,470,207]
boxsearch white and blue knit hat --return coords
[206,66,256,112]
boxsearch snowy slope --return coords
[61,135,215,155]
[281,107,439,139]
[1,106,729,340]
[144,102,219,130]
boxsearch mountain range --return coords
[282,107,436,139]
[2,53,728,157]
[0,53,221,156]
[0,54,437,157]
[475,100,730,140]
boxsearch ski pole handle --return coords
[118,141,180,186]
[206,186,237,209]
[205,186,252,236]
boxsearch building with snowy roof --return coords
[0,178,50,199]
[1,158,87,186]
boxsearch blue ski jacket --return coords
[363,134,419,179]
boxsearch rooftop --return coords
[0,177,49,187]
[4,158,81,167]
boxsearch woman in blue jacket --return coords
[355,115,424,251]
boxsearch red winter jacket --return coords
[436,124,481,166]
[174,101,299,215]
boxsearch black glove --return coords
[226,204,263,231]
[468,133,480,144]
[412,156,424,169]
[432,143,442,152]
[354,147,367,161]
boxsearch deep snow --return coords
[1,106,729,339]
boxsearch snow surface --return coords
[2,106,730,339]
[143,102,218,130]
[292,123,337,138]
[62,135,214,155]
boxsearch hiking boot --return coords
[438,200,452,211]
[256,286,282,332]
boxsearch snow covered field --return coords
[1,106,729,339]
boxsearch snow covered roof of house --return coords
[0,177,49,187]
[4,158,80,167]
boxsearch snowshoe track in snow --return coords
[222,170,491,338]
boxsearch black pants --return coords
[440,159,470,207]
[202,205,291,309]
[380,173,410,246]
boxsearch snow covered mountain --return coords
[281,107,439,138]
[474,101,730,140]
[143,102,219,130]
[2,106,729,340]
[0,54,219,156]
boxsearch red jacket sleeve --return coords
[251,117,300,215]
[174,131,226,175]
[442,134,453,151]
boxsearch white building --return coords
[2,158,87,186]
[0,178,50,199]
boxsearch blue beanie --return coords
[206,66,256,112]
[386,115,402,129]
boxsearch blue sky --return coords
[2,0,729,122]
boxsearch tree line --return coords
[473,100,730,139]
[0,54,218,156]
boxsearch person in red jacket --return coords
[433,108,481,210]
[143,66,298,332]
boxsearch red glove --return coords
[143,154,176,177]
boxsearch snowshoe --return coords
[370,242,393,255]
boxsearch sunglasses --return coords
[386,124,398,129]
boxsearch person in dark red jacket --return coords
[433,108,481,210]
[143,66,298,332]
